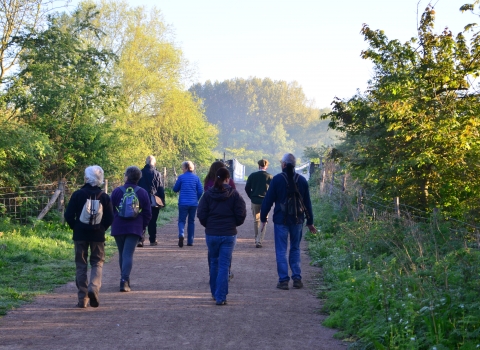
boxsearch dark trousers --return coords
[147,206,160,242]
[74,241,105,302]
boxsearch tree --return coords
[0,0,67,83]
[189,78,335,174]
[6,6,122,181]
[325,6,480,216]
[78,0,217,170]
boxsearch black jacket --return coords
[197,184,246,236]
[138,165,166,205]
[64,184,114,242]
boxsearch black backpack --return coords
[280,173,309,224]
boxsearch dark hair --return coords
[125,166,142,184]
[204,161,226,186]
[214,167,230,191]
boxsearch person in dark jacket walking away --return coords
[64,165,114,308]
[110,166,152,292]
[173,161,203,247]
[260,153,317,290]
[245,158,273,248]
[197,167,246,305]
[137,155,165,246]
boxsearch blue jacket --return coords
[260,169,314,226]
[173,171,203,206]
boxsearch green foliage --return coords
[0,122,53,187]
[5,6,122,182]
[324,6,480,218]
[308,188,480,349]
[190,78,336,174]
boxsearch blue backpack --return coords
[117,186,142,219]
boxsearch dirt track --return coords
[0,184,346,350]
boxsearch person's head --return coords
[124,166,142,184]
[181,161,194,173]
[258,159,269,170]
[281,153,296,176]
[214,167,230,191]
[84,165,104,187]
[146,155,156,167]
[205,161,226,183]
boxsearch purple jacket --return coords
[110,182,152,237]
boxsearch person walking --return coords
[64,165,114,308]
[173,161,203,247]
[260,153,317,290]
[245,159,273,248]
[138,155,165,247]
[197,167,246,305]
[110,166,152,292]
[204,160,236,191]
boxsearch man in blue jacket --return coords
[173,161,203,247]
[260,153,317,290]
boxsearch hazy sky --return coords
[70,0,477,108]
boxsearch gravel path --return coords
[0,184,346,350]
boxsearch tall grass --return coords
[307,187,480,349]
[0,190,179,316]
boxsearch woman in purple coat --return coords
[110,166,152,292]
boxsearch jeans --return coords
[274,223,303,283]
[178,205,197,245]
[74,241,105,301]
[114,234,138,281]
[148,206,160,242]
[206,235,236,302]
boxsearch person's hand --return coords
[307,224,317,234]
[260,222,267,232]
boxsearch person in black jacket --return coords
[64,165,114,308]
[137,155,165,246]
[197,167,246,305]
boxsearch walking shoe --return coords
[276,281,289,290]
[150,241,158,246]
[186,243,193,246]
[255,243,262,248]
[87,291,99,307]
[76,299,89,308]
[178,237,184,248]
[216,300,227,305]
[293,279,304,289]
[120,279,131,292]
[137,241,144,247]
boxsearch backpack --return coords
[117,186,142,219]
[79,190,104,226]
[280,173,309,224]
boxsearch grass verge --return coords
[307,187,480,350]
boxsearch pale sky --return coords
[71,0,477,108]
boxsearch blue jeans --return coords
[206,235,236,302]
[274,223,303,283]
[178,205,197,245]
[114,234,138,281]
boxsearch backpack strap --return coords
[81,188,103,200]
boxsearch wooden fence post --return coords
[104,179,109,194]
[58,179,66,224]
[329,171,335,197]
[394,197,400,218]
[163,167,167,187]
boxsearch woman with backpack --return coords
[110,166,152,292]
[197,167,246,305]
[64,165,114,308]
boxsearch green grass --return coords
[0,190,178,316]
[307,188,480,350]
